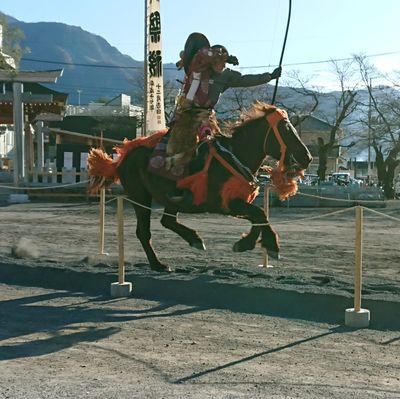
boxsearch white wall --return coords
[0,125,14,158]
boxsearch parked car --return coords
[300,173,319,186]
[256,173,271,187]
[330,172,362,186]
[395,181,400,199]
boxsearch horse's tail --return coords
[87,148,119,194]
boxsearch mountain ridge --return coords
[2,12,370,136]
[4,13,182,105]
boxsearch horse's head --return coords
[253,104,313,200]
[224,102,312,199]
[265,107,312,173]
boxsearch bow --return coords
[271,0,292,105]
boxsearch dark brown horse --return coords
[88,102,312,272]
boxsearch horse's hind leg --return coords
[233,225,261,252]
[130,196,172,273]
[161,209,206,250]
[228,199,280,259]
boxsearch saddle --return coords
[148,132,254,183]
[147,130,189,181]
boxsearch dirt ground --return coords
[0,198,399,398]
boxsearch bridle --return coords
[263,108,288,172]
[263,108,304,175]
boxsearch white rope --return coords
[123,196,178,218]
[0,179,90,190]
[296,190,385,204]
[363,206,400,223]
[100,193,399,229]
[121,195,350,228]
[110,195,399,228]
[275,206,354,225]
[104,197,117,205]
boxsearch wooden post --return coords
[12,82,24,186]
[35,121,45,171]
[344,205,369,328]
[99,188,106,255]
[260,186,273,268]
[110,196,132,297]
[117,196,125,284]
[354,206,363,311]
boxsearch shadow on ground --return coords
[0,260,399,331]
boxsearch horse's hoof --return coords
[267,250,280,260]
[233,242,241,252]
[150,263,173,273]
[190,241,206,251]
[232,240,255,252]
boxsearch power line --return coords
[21,50,400,71]
[22,57,143,69]
[283,50,400,68]
[52,83,133,93]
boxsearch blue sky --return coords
[1,0,399,89]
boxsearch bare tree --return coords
[216,84,272,121]
[355,55,400,198]
[0,13,28,69]
[279,71,319,119]
[311,61,359,180]
[282,65,359,181]
[127,68,179,125]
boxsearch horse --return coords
[88,102,312,272]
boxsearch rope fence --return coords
[0,180,90,190]
[95,188,398,327]
[0,180,398,327]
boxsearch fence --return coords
[0,180,398,329]
[95,186,399,328]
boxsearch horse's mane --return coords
[220,101,277,137]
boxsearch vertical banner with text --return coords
[145,0,166,133]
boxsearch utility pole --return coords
[367,78,372,182]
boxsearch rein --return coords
[206,143,253,187]
[199,107,290,194]
[208,107,289,180]
[265,108,288,171]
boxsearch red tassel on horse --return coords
[220,176,259,210]
[177,171,208,205]
[87,148,118,194]
[88,148,116,177]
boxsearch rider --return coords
[166,32,282,169]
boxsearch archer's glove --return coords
[226,55,239,66]
[270,66,282,80]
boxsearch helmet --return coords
[176,32,210,74]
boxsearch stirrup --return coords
[165,153,185,170]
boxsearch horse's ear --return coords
[182,32,210,74]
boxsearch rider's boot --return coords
[167,188,193,205]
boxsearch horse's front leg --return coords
[161,209,206,250]
[228,199,280,259]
